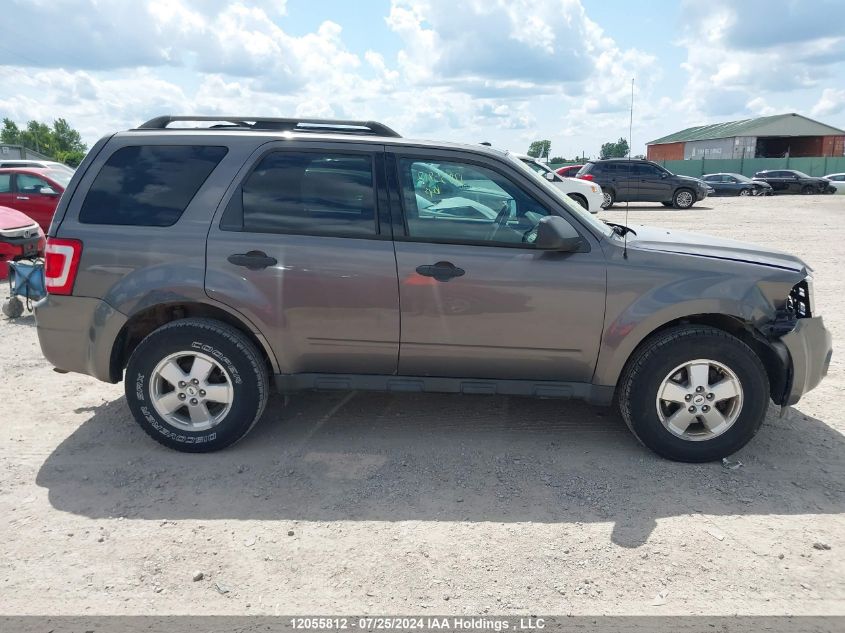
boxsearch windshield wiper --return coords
[604,221,637,237]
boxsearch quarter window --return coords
[79,145,227,226]
[399,158,550,246]
[237,152,376,237]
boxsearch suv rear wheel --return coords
[125,318,269,452]
[602,190,615,209]
[618,325,769,462]
[672,188,695,209]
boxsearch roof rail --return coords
[136,115,401,138]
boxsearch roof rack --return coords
[136,115,401,138]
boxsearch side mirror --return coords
[544,171,556,181]
[794,175,801,180]
[661,172,668,178]
[535,216,584,252]
[40,186,58,195]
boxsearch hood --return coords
[675,174,706,187]
[628,225,807,272]
[0,205,38,231]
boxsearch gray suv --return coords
[35,116,832,462]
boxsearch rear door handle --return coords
[415,261,465,282]
[227,250,277,270]
[16,196,29,200]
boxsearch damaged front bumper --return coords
[773,316,833,406]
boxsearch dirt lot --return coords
[1,194,843,617]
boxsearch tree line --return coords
[528,137,643,163]
[1,118,88,167]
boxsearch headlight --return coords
[788,277,814,318]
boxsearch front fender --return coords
[592,250,803,387]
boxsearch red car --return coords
[0,167,71,233]
[555,164,583,178]
[0,205,45,280]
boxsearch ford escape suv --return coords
[35,116,832,462]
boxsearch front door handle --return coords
[16,196,30,200]
[227,250,277,270]
[415,261,465,282]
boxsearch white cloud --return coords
[677,0,845,119]
[812,88,845,118]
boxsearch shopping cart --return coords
[2,258,46,318]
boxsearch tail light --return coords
[578,173,594,181]
[45,238,83,295]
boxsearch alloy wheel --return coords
[655,359,744,441]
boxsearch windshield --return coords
[44,170,72,187]
[507,154,613,239]
[731,174,752,183]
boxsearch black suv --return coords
[752,170,834,195]
[577,159,710,209]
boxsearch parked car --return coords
[752,170,834,195]
[555,164,583,178]
[576,159,710,209]
[823,173,845,194]
[0,159,75,175]
[0,167,70,232]
[35,115,831,463]
[0,205,44,280]
[510,154,603,213]
[702,173,773,196]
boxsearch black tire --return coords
[672,188,696,209]
[617,325,769,462]
[601,189,615,209]
[125,318,269,453]
[801,185,814,195]
[661,201,673,207]
[739,188,752,196]
[569,193,588,210]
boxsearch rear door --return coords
[205,141,400,376]
[386,149,607,383]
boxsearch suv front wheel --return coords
[672,188,696,209]
[618,325,769,462]
[125,318,269,452]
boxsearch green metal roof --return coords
[647,113,845,145]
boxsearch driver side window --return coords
[399,158,550,246]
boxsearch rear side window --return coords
[79,145,227,226]
[234,152,376,237]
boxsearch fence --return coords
[550,156,845,178]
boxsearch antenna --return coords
[624,77,634,259]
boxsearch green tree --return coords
[527,139,551,159]
[0,117,87,166]
[599,137,630,159]
[1,118,21,145]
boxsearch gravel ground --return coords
[1,194,843,616]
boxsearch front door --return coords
[632,163,671,201]
[13,173,60,232]
[388,151,607,383]
[205,143,400,376]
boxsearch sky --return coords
[1,0,844,159]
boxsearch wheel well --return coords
[109,302,275,383]
[623,313,788,404]
[569,192,587,207]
